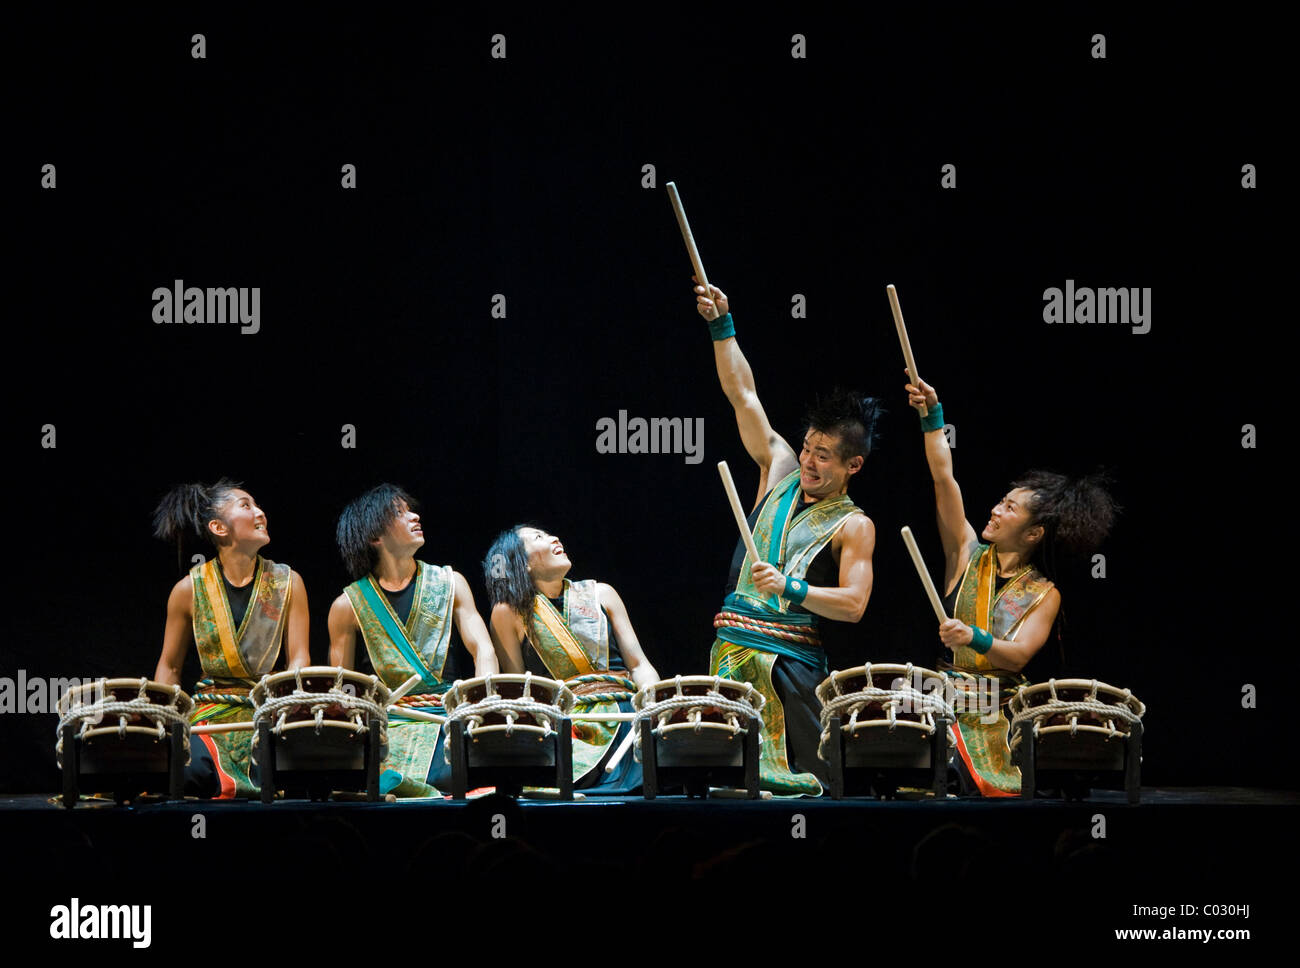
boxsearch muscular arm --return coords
[938,587,1061,674]
[284,570,311,670]
[597,583,660,689]
[153,577,195,686]
[451,571,499,677]
[698,282,798,507]
[327,594,358,669]
[749,515,876,623]
[488,603,527,675]
[908,376,978,590]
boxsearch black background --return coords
[5,8,1282,795]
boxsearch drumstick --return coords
[718,461,762,568]
[887,284,928,419]
[900,526,948,622]
[191,722,255,735]
[388,706,444,724]
[386,673,422,707]
[571,711,637,722]
[603,724,639,774]
[666,181,712,307]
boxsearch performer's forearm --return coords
[799,584,869,624]
[985,638,1033,673]
[712,335,756,405]
[923,426,955,483]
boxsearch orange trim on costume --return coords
[949,720,1018,799]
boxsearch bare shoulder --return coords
[168,574,194,606]
[839,512,876,546]
[490,601,525,637]
[328,593,355,618]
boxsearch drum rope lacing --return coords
[250,668,389,745]
[442,672,575,740]
[632,676,764,751]
[816,662,956,763]
[1009,678,1144,748]
[55,679,195,767]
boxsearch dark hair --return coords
[1011,470,1118,562]
[482,525,541,645]
[803,388,885,464]
[153,479,244,571]
[336,483,419,580]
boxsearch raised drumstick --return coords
[900,526,949,622]
[887,284,928,418]
[667,181,713,309]
[718,461,762,568]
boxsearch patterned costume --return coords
[944,542,1055,796]
[344,561,456,797]
[710,469,864,795]
[188,556,292,798]
[524,579,641,794]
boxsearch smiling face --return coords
[207,489,270,549]
[799,429,863,501]
[982,487,1044,551]
[372,498,424,558]
[517,527,571,585]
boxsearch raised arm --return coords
[906,374,978,589]
[696,280,798,507]
[154,576,195,685]
[451,571,499,677]
[488,602,527,675]
[597,583,661,689]
[327,594,359,669]
[284,570,311,670]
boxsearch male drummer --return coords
[692,280,880,796]
[328,483,498,796]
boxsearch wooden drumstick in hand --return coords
[718,461,762,568]
[900,526,949,623]
[667,181,713,310]
[887,284,928,418]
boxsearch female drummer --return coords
[483,526,660,795]
[905,377,1116,797]
[153,480,310,798]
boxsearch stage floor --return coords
[2,785,1291,948]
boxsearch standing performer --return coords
[905,376,1117,796]
[483,525,660,794]
[328,484,497,797]
[153,480,311,798]
[695,281,880,796]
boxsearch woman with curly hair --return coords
[906,376,1118,797]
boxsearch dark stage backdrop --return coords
[5,10,1281,793]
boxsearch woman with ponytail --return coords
[904,377,1117,797]
[152,480,310,798]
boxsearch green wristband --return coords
[970,625,993,654]
[783,575,809,604]
[709,311,736,341]
[919,401,945,433]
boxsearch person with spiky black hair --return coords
[904,375,1118,797]
[328,483,497,797]
[482,525,660,794]
[693,280,881,797]
[153,480,311,798]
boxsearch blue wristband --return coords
[709,311,736,341]
[969,625,993,654]
[919,401,945,433]
[784,575,808,604]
